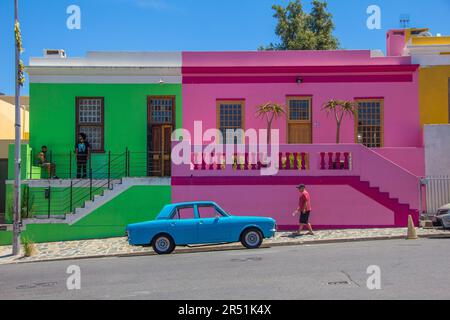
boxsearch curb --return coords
[1,231,448,266]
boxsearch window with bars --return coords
[217,101,244,144]
[356,100,384,148]
[76,97,104,152]
[288,98,311,121]
[149,97,174,124]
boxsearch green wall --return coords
[0,185,171,245]
[29,83,182,176]
[7,144,37,180]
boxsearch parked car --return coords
[436,204,450,229]
[126,201,277,254]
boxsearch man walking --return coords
[292,184,314,236]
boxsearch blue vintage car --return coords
[126,201,277,254]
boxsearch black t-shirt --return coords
[75,141,90,157]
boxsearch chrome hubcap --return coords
[245,231,260,246]
[155,237,170,251]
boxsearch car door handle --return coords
[170,223,176,227]
[198,221,204,225]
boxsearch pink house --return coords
[172,49,424,230]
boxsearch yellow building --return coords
[0,96,29,159]
[0,95,29,216]
[405,30,450,126]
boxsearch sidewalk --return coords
[1,228,448,265]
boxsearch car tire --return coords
[152,234,175,255]
[240,228,263,249]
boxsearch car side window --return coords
[198,206,223,219]
[172,207,196,220]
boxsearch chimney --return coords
[386,30,406,57]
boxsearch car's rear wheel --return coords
[241,228,263,249]
[152,234,175,255]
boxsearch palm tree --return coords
[322,99,356,144]
[256,102,286,145]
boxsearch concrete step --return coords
[0,224,12,231]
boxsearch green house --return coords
[1,51,181,245]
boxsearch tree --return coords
[322,99,356,144]
[309,0,339,50]
[256,102,286,145]
[260,0,339,50]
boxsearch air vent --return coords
[43,49,66,58]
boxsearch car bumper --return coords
[269,228,277,238]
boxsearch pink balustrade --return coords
[172,144,359,177]
[172,142,420,211]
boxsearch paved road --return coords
[0,238,449,300]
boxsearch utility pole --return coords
[13,0,22,256]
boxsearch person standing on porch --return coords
[75,133,91,179]
[292,184,314,236]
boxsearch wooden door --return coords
[287,97,312,144]
[288,123,312,144]
[148,96,175,177]
[162,125,173,177]
[151,126,163,176]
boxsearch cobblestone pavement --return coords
[0,228,448,265]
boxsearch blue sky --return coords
[1,0,449,95]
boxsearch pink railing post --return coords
[286,153,291,170]
[201,153,206,170]
[293,153,299,170]
[320,152,326,170]
[193,153,199,171]
[251,153,257,170]
[301,153,307,171]
[328,152,334,170]
[257,153,262,170]
[216,153,223,170]
[244,153,249,170]
[279,153,283,171]
[344,152,350,170]
[209,152,215,170]
[335,152,341,170]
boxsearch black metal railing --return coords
[24,148,167,219]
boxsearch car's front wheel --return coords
[241,228,263,249]
[152,234,175,255]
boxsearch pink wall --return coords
[172,184,395,229]
[373,148,425,176]
[182,51,420,148]
[182,78,421,147]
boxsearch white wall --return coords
[424,125,450,176]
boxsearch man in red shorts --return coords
[292,184,314,236]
